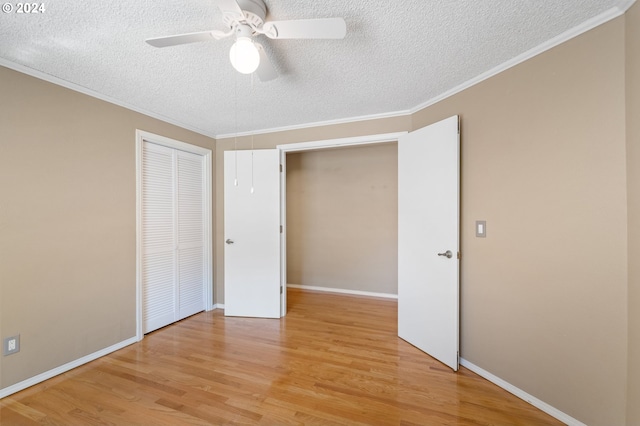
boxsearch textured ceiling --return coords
[0,0,632,137]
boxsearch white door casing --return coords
[224,149,281,318]
[398,115,460,371]
[279,150,287,317]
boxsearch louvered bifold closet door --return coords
[142,142,176,333]
[176,150,205,320]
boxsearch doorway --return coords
[285,143,399,298]
[277,132,408,315]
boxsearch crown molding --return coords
[2,0,634,141]
[0,58,217,139]
[409,2,632,115]
[214,108,411,139]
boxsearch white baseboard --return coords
[0,313,584,426]
[0,336,138,399]
[460,358,586,426]
[287,284,398,300]
[213,303,225,310]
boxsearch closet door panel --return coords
[142,142,176,333]
[176,150,205,319]
[142,251,175,332]
[178,246,204,318]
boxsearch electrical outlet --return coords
[3,335,20,356]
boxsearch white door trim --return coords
[279,150,287,317]
[277,132,408,153]
[135,130,213,341]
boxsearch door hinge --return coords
[280,286,283,294]
[457,119,461,135]
[280,164,283,172]
[457,251,461,260]
[280,225,283,233]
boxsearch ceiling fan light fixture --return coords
[146,0,348,81]
[229,37,260,74]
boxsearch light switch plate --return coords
[476,220,486,238]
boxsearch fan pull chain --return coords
[250,72,255,194]
[234,63,239,187]
[250,150,255,194]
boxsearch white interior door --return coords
[398,115,460,371]
[224,149,281,318]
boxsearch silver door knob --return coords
[226,239,234,245]
[437,250,452,258]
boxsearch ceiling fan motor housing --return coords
[223,0,267,29]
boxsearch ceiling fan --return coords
[145,0,347,81]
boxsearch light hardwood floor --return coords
[1,289,563,425]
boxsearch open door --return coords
[224,149,281,318]
[398,115,460,371]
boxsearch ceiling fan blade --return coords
[263,18,346,40]
[146,30,230,48]
[255,43,277,82]
[215,0,244,20]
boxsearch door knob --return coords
[226,239,234,245]
[437,250,452,258]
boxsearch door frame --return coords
[135,130,213,341]
[276,131,408,316]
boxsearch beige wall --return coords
[626,2,640,425]
[286,144,398,294]
[214,115,411,303]
[413,19,628,425]
[0,66,215,389]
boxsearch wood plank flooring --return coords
[1,289,563,425]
